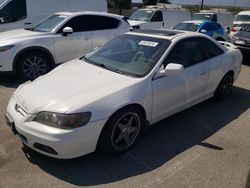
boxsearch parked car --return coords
[230,23,250,36]
[128,4,191,29]
[5,29,242,159]
[229,28,250,57]
[234,11,250,27]
[0,0,107,32]
[173,20,227,41]
[0,11,131,80]
[193,9,234,30]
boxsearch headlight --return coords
[33,112,92,129]
[0,45,15,52]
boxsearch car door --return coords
[199,37,225,93]
[150,11,164,28]
[0,0,32,31]
[53,15,93,64]
[151,37,210,123]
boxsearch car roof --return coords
[128,29,205,40]
[182,20,215,24]
[238,11,250,15]
[55,11,124,19]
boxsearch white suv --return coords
[0,11,131,80]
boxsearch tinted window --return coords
[0,0,27,24]
[164,38,202,68]
[200,38,224,60]
[60,15,120,32]
[151,11,163,22]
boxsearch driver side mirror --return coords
[62,27,73,36]
[155,63,184,78]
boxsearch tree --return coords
[142,0,171,6]
[107,0,131,9]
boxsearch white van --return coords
[193,9,234,30]
[128,4,191,29]
[234,11,250,26]
[0,0,107,32]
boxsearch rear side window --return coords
[151,11,163,22]
[200,38,224,60]
[87,15,121,30]
[60,15,121,32]
[0,0,27,24]
[164,37,224,68]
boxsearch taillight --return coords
[231,27,237,32]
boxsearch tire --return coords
[214,73,234,101]
[99,106,145,155]
[17,52,52,80]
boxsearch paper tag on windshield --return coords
[139,41,158,47]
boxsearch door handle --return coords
[24,22,32,25]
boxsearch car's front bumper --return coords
[6,96,108,159]
[0,50,15,72]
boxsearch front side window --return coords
[173,22,200,32]
[129,10,154,21]
[84,34,171,77]
[0,0,26,24]
[151,11,163,22]
[34,15,69,32]
[59,15,121,33]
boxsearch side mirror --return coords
[62,27,73,36]
[200,29,207,34]
[155,63,184,78]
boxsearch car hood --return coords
[128,20,147,26]
[14,59,139,114]
[0,29,47,44]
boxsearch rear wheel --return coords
[17,52,51,80]
[214,73,234,101]
[99,107,144,155]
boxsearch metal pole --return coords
[201,0,204,10]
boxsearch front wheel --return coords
[17,52,51,80]
[99,107,144,155]
[214,73,234,101]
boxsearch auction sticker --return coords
[139,41,158,47]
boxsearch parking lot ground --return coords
[0,63,250,188]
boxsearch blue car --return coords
[173,20,226,41]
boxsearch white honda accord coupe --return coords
[5,29,242,159]
[0,11,131,80]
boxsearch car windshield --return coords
[84,34,171,77]
[193,14,212,21]
[129,10,154,21]
[33,15,68,32]
[173,22,200,32]
[235,15,250,22]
